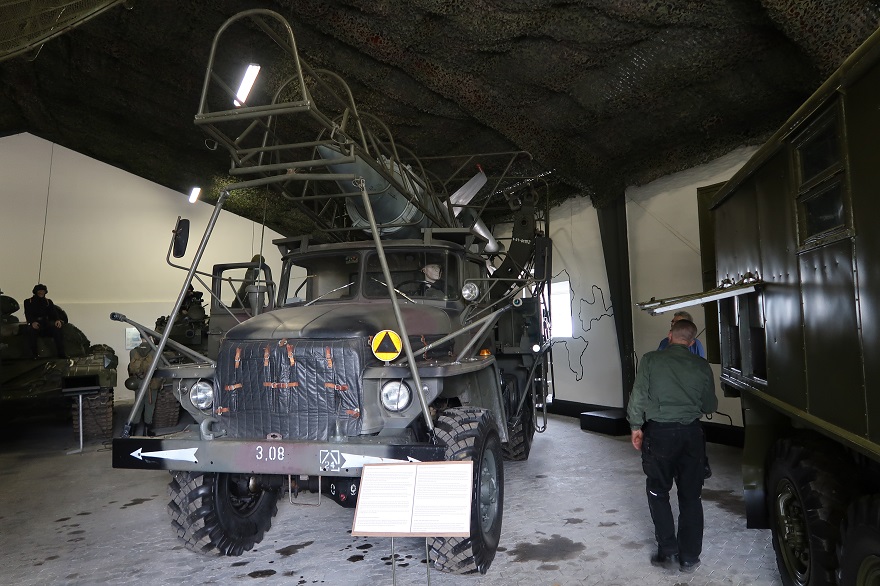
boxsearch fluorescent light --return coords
[189,187,201,203]
[233,64,261,107]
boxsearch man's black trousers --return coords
[641,419,706,563]
[25,319,65,358]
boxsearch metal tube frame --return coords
[356,178,434,434]
[122,191,230,437]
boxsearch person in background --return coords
[628,319,717,573]
[658,310,706,358]
[24,283,66,359]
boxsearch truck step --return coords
[579,408,629,436]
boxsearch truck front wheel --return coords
[428,407,504,574]
[836,495,880,586]
[167,471,279,556]
[767,438,849,586]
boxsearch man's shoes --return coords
[650,552,678,568]
[679,558,701,573]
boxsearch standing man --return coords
[24,284,67,359]
[658,310,706,358]
[627,318,717,573]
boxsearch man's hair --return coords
[673,310,694,321]
[32,284,47,295]
[670,319,697,343]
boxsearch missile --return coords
[317,145,428,238]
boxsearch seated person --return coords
[24,283,66,358]
[420,263,446,298]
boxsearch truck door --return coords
[208,261,275,359]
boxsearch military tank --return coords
[0,290,118,439]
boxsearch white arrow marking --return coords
[340,453,418,469]
[131,447,199,463]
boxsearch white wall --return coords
[625,146,759,426]
[0,133,283,399]
[518,146,759,419]
[547,197,623,407]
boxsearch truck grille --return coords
[216,338,364,440]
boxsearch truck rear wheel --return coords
[501,375,534,461]
[836,495,880,586]
[428,407,503,574]
[167,471,279,556]
[768,438,849,586]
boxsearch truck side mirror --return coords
[172,218,190,258]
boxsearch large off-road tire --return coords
[768,438,851,586]
[836,495,880,586]
[501,374,534,461]
[151,383,181,429]
[70,387,114,440]
[428,407,503,575]
[167,471,279,556]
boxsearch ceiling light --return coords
[188,187,201,203]
[233,64,261,107]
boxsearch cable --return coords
[38,143,55,282]
[712,410,735,426]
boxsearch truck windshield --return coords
[282,253,360,305]
[363,251,459,300]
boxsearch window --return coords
[549,280,572,338]
[363,251,459,300]
[797,120,840,185]
[745,292,766,381]
[718,291,766,381]
[793,105,850,245]
[720,297,741,371]
[802,180,846,236]
[281,253,359,304]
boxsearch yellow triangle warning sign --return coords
[371,329,402,362]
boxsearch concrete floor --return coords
[0,406,783,586]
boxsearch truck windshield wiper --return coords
[370,277,415,303]
[304,281,355,306]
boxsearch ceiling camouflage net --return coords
[0,0,126,61]
[0,0,879,236]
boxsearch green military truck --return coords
[118,259,275,434]
[640,24,880,586]
[122,283,213,433]
[112,9,552,576]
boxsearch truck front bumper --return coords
[112,427,445,476]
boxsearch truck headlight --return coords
[380,381,412,412]
[461,282,479,301]
[189,380,215,411]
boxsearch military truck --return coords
[111,10,552,576]
[122,286,210,432]
[639,25,880,586]
[120,260,275,433]
[1,290,118,438]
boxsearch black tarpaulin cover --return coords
[217,337,364,440]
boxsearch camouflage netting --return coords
[1,0,879,229]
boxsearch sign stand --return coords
[352,461,473,585]
[62,385,101,454]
